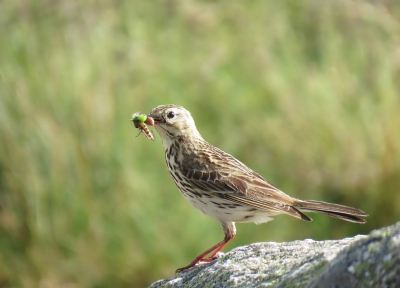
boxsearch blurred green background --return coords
[1,0,399,287]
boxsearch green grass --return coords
[1,0,400,287]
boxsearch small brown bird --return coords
[146,104,367,272]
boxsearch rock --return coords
[149,222,400,288]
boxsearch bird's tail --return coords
[293,200,368,223]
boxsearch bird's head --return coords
[147,104,202,146]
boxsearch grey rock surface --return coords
[149,222,400,288]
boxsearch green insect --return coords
[131,112,155,141]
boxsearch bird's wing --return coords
[222,175,295,211]
[181,168,307,218]
[179,144,309,219]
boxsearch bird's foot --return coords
[175,252,224,273]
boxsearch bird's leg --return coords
[199,234,234,262]
[176,222,236,273]
[175,234,234,273]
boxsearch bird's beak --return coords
[146,112,163,126]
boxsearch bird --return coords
[145,104,368,273]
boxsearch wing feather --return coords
[181,168,306,218]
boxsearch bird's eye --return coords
[167,111,175,119]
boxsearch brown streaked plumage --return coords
[146,104,368,272]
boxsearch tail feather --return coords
[294,200,368,224]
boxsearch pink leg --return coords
[176,222,236,273]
